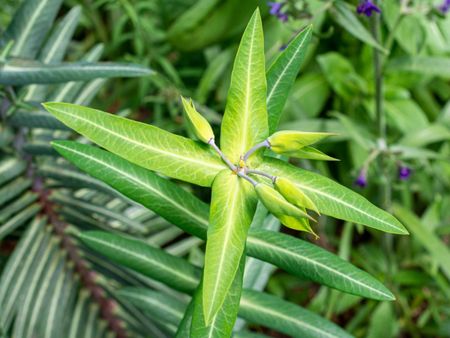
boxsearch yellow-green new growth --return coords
[181,96,214,144]
[275,177,320,214]
[268,130,334,155]
[255,183,318,238]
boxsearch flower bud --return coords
[268,131,334,154]
[255,183,317,237]
[274,177,319,214]
[181,96,214,144]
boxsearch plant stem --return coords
[371,6,391,209]
[243,140,270,162]
[237,172,258,186]
[208,139,237,171]
[246,169,276,183]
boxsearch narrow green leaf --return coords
[44,103,226,186]
[0,178,32,207]
[22,5,82,101]
[192,258,244,337]
[117,288,186,326]
[8,110,68,130]
[0,192,38,224]
[0,60,152,85]
[239,290,352,338]
[333,1,386,53]
[3,0,63,58]
[0,218,50,331]
[175,297,195,338]
[0,158,26,186]
[79,231,201,294]
[259,158,408,235]
[266,26,312,133]
[394,204,450,280]
[37,6,81,64]
[48,44,104,102]
[203,170,257,323]
[246,230,395,301]
[220,9,268,164]
[0,204,41,240]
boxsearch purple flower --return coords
[268,2,283,15]
[356,0,381,17]
[354,170,367,188]
[438,0,450,14]
[398,166,412,180]
[268,1,289,22]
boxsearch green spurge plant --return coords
[39,8,410,337]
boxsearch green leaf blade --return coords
[0,60,152,85]
[266,26,312,133]
[247,229,395,301]
[44,103,226,186]
[79,231,200,294]
[203,170,257,324]
[220,9,268,164]
[259,158,408,235]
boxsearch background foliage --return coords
[1,0,450,337]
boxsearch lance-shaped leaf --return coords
[79,231,200,294]
[3,0,63,58]
[191,258,245,337]
[220,9,268,164]
[259,158,408,235]
[0,60,152,85]
[240,290,352,338]
[203,170,257,324]
[55,141,395,300]
[44,103,226,186]
[266,26,312,133]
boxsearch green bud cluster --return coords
[180,98,335,238]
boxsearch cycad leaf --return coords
[266,26,312,133]
[203,170,257,324]
[0,60,152,85]
[259,158,408,235]
[117,288,186,326]
[55,142,396,300]
[220,9,268,164]
[3,0,63,58]
[44,103,226,186]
